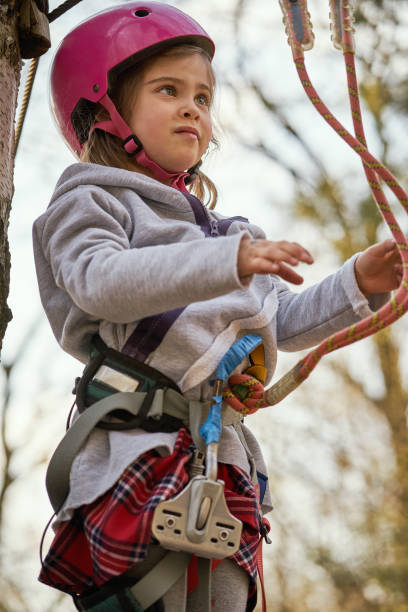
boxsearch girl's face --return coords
[128,52,213,176]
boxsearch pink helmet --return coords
[50,2,215,154]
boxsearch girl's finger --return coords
[272,241,314,264]
[274,262,304,285]
[374,239,397,257]
[258,245,309,267]
[251,240,313,264]
[250,243,297,266]
[290,242,314,263]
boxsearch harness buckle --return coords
[260,519,272,545]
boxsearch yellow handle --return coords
[246,342,267,384]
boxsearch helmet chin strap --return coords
[91,94,199,193]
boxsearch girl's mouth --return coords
[175,126,199,140]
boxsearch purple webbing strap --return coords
[122,197,249,361]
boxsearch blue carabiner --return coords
[199,334,263,446]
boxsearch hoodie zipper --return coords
[203,205,220,237]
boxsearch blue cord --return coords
[199,334,262,446]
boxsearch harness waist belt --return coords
[46,387,242,514]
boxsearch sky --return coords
[2,0,408,609]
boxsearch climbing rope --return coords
[224,0,408,415]
[14,56,39,155]
[13,0,85,156]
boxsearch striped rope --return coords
[293,56,408,380]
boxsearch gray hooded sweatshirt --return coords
[33,163,386,520]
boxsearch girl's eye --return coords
[196,93,210,106]
[159,85,176,96]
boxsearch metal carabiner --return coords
[279,0,315,60]
[329,0,355,52]
[152,336,264,559]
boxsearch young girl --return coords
[33,2,401,611]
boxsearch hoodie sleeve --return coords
[275,254,389,351]
[34,186,250,324]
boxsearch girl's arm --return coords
[36,188,251,324]
[236,236,399,351]
[237,235,401,294]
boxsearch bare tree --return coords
[0,2,20,350]
[0,0,51,352]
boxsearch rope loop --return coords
[223,374,268,416]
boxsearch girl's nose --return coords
[180,99,199,120]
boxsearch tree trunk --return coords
[0,2,20,349]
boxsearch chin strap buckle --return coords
[122,134,143,156]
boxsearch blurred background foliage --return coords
[1,0,408,610]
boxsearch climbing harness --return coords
[46,335,240,512]
[44,334,268,611]
[74,335,181,421]
[151,335,263,560]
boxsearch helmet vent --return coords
[134,9,151,17]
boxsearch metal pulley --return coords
[18,0,51,58]
[151,475,242,559]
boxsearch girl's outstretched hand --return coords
[354,239,402,295]
[238,236,314,284]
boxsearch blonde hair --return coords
[78,45,218,208]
